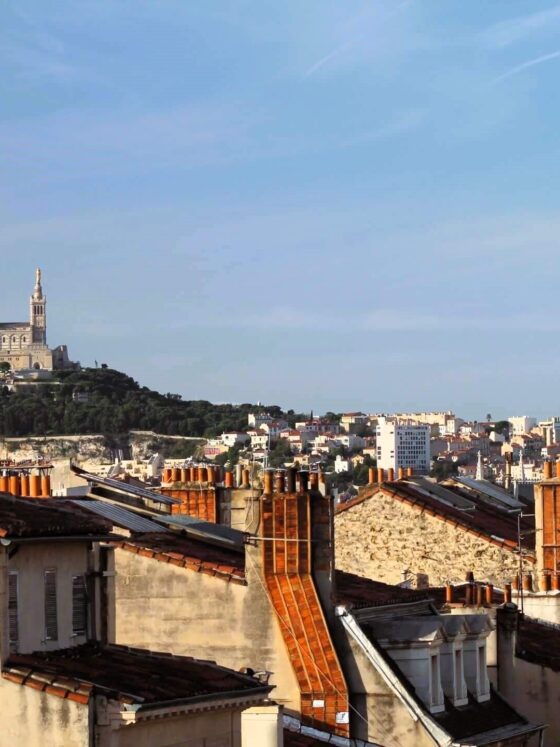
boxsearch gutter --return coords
[3,535,117,545]
[121,685,272,715]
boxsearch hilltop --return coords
[0,367,297,439]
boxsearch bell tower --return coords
[30,267,47,345]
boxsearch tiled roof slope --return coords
[116,532,246,584]
[0,495,112,538]
[335,570,436,607]
[3,642,269,706]
[335,570,505,609]
[262,493,349,737]
[433,692,527,741]
[516,616,560,671]
[337,482,533,552]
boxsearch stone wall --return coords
[335,490,532,587]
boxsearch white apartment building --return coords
[376,420,431,474]
[221,432,250,448]
[538,417,560,446]
[508,416,537,436]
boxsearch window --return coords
[454,650,463,698]
[72,575,88,637]
[8,572,18,648]
[44,569,58,641]
[430,654,440,708]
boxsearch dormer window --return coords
[462,616,492,702]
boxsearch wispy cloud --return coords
[492,49,560,83]
[480,5,560,49]
[303,42,352,78]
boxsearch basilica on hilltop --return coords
[0,268,74,372]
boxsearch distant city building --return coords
[220,432,250,448]
[247,412,273,429]
[538,417,560,446]
[376,419,430,474]
[508,416,537,436]
[0,268,74,372]
[339,412,368,433]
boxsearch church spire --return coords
[33,267,43,300]
[475,450,484,481]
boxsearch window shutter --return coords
[72,575,87,637]
[8,572,18,647]
[44,569,58,641]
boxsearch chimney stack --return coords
[377,467,384,483]
[224,471,234,489]
[274,471,285,493]
[397,467,405,480]
[286,467,297,493]
[544,461,553,479]
[387,468,395,481]
[263,470,273,495]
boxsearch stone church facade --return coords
[0,269,74,372]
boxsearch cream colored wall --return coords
[112,545,301,716]
[0,679,89,747]
[105,709,241,747]
[506,658,560,747]
[335,624,435,747]
[335,490,529,587]
[8,541,89,653]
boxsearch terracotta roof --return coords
[335,571,505,610]
[3,643,270,707]
[516,616,560,671]
[0,495,112,539]
[335,570,435,607]
[336,482,533,553]
[116,532,246,584]
[434,691,528,741]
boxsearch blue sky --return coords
[2,1,560,418]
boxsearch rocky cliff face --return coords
[0,434,112,462]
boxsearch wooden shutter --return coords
[72,575,87,637]
[44,569,58,641]
[8,572,18,647]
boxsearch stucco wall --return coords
[506,658,560,747]
[107,709,241,747]
[112,545,301,715]
[335,622,434,747]
[335,491,530,587]
[0,679,89,747]
[8,541,89,653]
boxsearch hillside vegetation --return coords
[0,368,297,438]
